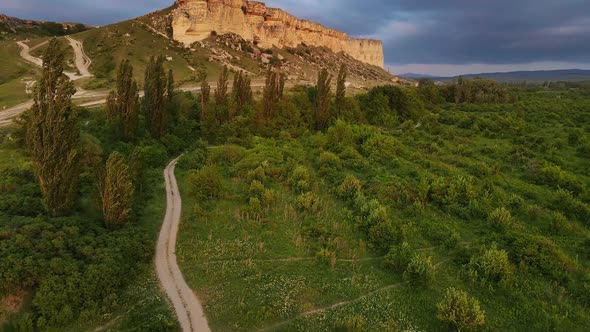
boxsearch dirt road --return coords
[65,36,93,79]
[156,158,211,332]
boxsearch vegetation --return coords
[171,77,590,331]
[25,39,80,217]
[106,60,140,140]
[1,29,590,331]
[437,287,486,331]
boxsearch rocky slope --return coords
[171,0,384,68]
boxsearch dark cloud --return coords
[3,0,590,68]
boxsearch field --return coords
[175,86,590,331]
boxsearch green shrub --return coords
[404,254,435,286]
[210,144,247,165]
[368,220,397,252]
[337,314,366,332]
[437,287,486,331]
[262,189,279,208]
[177,146,207,170]
[288,166,311,193]
[552,188,590,224]
[337,174,362,201]
[296,192,322,214]
[248,180,265,199]
[488,207,513,231]
[468,244,512,285]
[187,166,224,201]
[538,163,584,195]
[318,151,342,175]
[384,242,414,272]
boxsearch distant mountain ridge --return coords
[401,69,590,83]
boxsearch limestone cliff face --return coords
[172,0,385,68]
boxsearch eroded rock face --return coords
[172,0,384,68]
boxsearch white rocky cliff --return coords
[172,0,385,68]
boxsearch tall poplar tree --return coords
[232,71,252,116]
[262,69,285,122]
[214,65,229,106]
[335,64,347,115]
[315,68,333,131]
[98,152,134,229]
[106,59,139,140]
[26,38,79,217]
[200,77,210,121]
[144,56,168,139]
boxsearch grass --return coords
[0,41,39,108]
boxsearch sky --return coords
[3,0,590,76]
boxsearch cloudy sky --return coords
[3,0,590,76]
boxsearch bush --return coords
[337,174,362,201]
[288,166,311,193]
[368,220,397,252]
[296,192,322,214]
[177,144,207,170]
[187,166,224,201]
[468,244,512,285]
[384,242,414,272]
[404,254,435,286]
[262,189,279,208]
[488,207,513,231]
[249,180,265,199]
[318,151,342,175]
[437,287,486,331]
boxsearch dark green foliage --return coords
[232,71,253,117]
[404,254,435,286]
[187,165,224,201]
[106,60,139,140]
[262,69,285,123]
[449,77,513,104]
[143,56,169,139]
[98,152,135,229]
[468,244,512,285]
[362,85,425,124]
[315,68,332,130]
[384,242,414,272]
[214,65,229,106]
[26,38,79,217]
[335,64,347,115]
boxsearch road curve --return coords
[156,158,211,332]
[65,36,93,79]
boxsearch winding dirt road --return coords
[156,158,211,332]
[65,36,93,79]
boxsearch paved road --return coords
[156,158,211,332]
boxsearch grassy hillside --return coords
[175,85,590,331]
[0,41,39,108]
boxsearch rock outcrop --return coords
[172,0,384,68]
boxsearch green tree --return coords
[262,69,285,123]
[200,77,211,121]
[215,65,229,106]
[437,287,486,331]
[26,38,79,217]
[106,59,139,140]
[315,68,332,130]
[98,152,135,229]
[335,64,348,115]
[144,56,168,139]
[232,71,252,117]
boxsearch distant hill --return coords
[402,69,590,83]
[399,73,437,79]
[0,14,90,40]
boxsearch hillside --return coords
[404,69,590,83]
